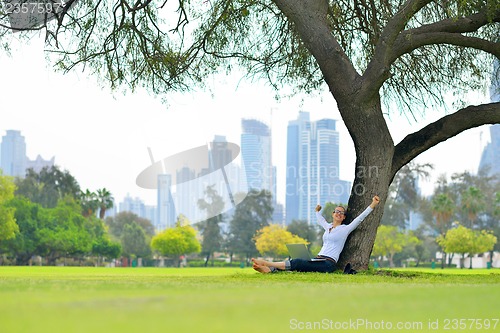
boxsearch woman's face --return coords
[332,206,346,223]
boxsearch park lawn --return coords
[1,267,499,333]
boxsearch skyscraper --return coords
[120,194,147,218]
[157,174,176,231]
[241,119,276,201]
[285,112,351,225]
[1,130,27,177]
[479,60,500,177]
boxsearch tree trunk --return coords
[448,253,454,267]
[336,101,394,270]
[389,254,395,268]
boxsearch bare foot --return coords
[251,258,268,266]
[253,262,272,274]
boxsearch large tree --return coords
[5,0,499,269]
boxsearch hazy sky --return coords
[0,33,493,206]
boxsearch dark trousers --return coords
[289,258,337,273]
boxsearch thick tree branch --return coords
[361,3,499,101]
[391,102,500,176]
[272,0,360,103]
[393,9,500,60]
[399,32,500,57]
[360,0,432,100]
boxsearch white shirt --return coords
[316,206,373,262]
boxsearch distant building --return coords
[285,112,351,225]
[479,125,500,177]
[241,119,282,224]
[119,194,147,218]
[1,130,27,177]
[272,202,284,225]
[26,155,55,173]
[157,174,176,231]
[241,119,276,200]
[144,205,157,226]
[478,60,500,177]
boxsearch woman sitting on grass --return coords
[252,195,381,274]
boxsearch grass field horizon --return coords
[2,266,500,333]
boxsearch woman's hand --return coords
[315,204,322,212]
[370,195,380,209]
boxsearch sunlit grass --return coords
[1,266,499,333]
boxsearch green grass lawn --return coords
[1,266,500,333]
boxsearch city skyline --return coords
[1,116,496,217]
[0,38,495,210]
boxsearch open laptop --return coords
[286,244,326,261]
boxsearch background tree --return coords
[0,173,18,242]
[120,222,152,263]
[287,220,319,245]
[436,224,473,269]
[80,189,98,218]
[460,186,486,228]
[381,162,433,229]
[151,215,201,266]
[254,224,309,259]
[226,190,273,263]
[469,229,497,269]
[104,212,154,265]
[92,237,122,265]
[105,211,155,238]
[430,192,456,268]
[1,197,40,265]
[437,224,497,268]
[197,185,225,267]
[36,198,93,265]
[96,188,114,219]
[9,0,499,269]
[492,192,500,267]
[412,225,439,267]
[372,225,419,268]
[15,166,81,208]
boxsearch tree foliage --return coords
[437,224,497,268]
[0,173,18,241]
[287,219,319,245]
[381,162,433,229]
[151,215,201,265]
[197,185,225,266]
[226,189,273,260]
[96,188,114,219]
[372,225,419,267]
[15,166,81,208]
[105,211,155,238]
[254,224,308,259]
[121,221,152,259]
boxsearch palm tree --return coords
[96,188,114,219]
[431,193,455,268]
[80,189,98,217]
[461,186,485,228]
